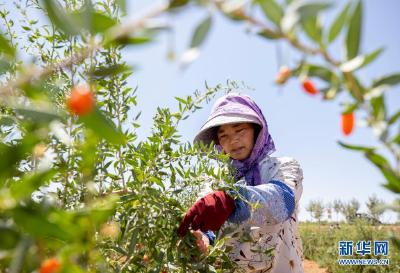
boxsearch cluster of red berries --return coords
[275,67,355,136]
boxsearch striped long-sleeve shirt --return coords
[200,155,304,273]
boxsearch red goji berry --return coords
[66,85,95,116]
[301,79,319,95]
[341,112,355,136]
[39,258,61,273]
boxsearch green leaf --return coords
[257,0,284,27]
[257,29,282,40]
[79,107,126,145]
[77,195,118,226]
[392,134,400,145]
[128,228,139,255]
[190,15,212,48]
[169,0,189,9]
[342,103,358,114]
[365,152,392,174]
[383,180,400,194]
[365,152,400,193]
[346,0,362,60]
[110,36,153,47]
[328,2,350,43]
[0,137,40,180]
[116,0,127,14]
[372,73,400,87]
[14,105,63,123]
[337,141,375,152]
[370,95,386,121]
[68,8,116,35]
[340,47,384,72]
[42,0,81,35]
[301,16,322,44]
[10,169,58,200]
[83,0,94,31]
[300,63,339,83]
[90,12,117,34]
[105,22,166,47]
[388,111,400,125]
[0,115,15,126]
[92,64,131,78]
[342,72,366,102]
[12,205,78,241]
[297,1,333,20]
[148,176,165,190]
[0,225,20,250]
[0,58,11,74]
[356,47,384,68]
[321,86,340,100]
[175,97,187,104]
[0,32,15,57]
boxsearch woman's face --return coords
[217,122,256,160]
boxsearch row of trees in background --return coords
[305,194,398,224]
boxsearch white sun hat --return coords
[194,113,261,145]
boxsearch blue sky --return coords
[125,0,400,223]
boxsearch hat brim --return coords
[194,114,261,145]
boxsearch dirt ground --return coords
[304,259,328,273]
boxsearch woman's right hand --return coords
[177,191,235,236]
[191,230,210,254]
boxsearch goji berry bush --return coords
[0,0,399,272]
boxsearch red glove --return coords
[177,191,235,237]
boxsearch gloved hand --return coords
[177,191,235,237]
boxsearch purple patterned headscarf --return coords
[209,93,276,186]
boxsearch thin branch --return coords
[218,5,340,67]
[0,2,168,96]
